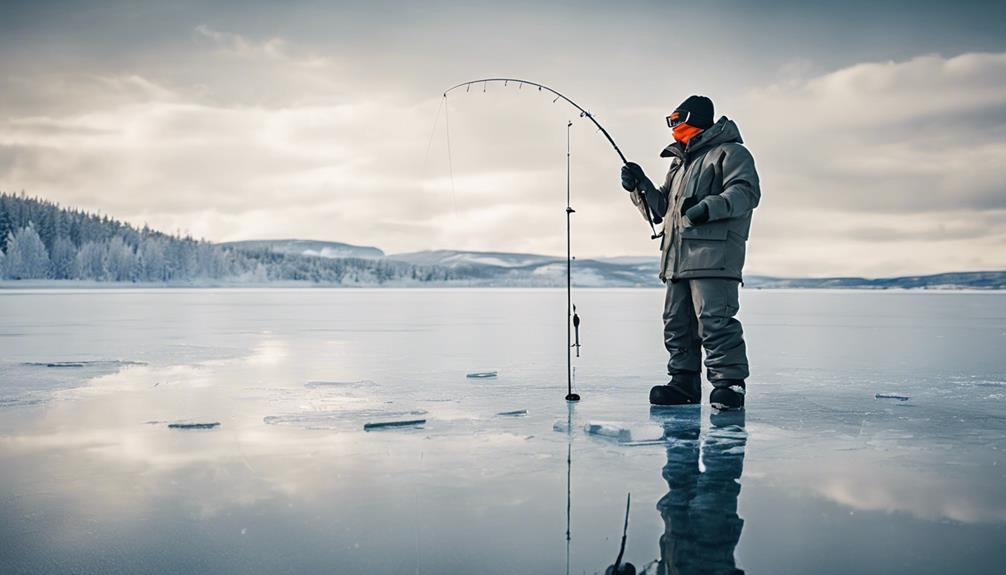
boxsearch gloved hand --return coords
[621,162,658,195]
[684,201,710,225]
[620,163,643,192]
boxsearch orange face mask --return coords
[672,122,703,145]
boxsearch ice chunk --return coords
[584,422,632,443]
[496,409,527,417]
[363,419,426,431]
[305,380,376,389]
[264,409,427,430]
[553,420,571,433]
[875,393,910,401]
[168,422,220,430]
[466,371,498,379]
[23,360,147,368]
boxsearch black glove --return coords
[684,202,710,225]
[621,162,658,195]
[620,163,642,192]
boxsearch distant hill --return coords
[222,239,384,260]
[387,249,658,287]
[745,272,1006,290]
[388,249,557,269]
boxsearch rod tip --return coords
[565,393,581,402]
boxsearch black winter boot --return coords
[710,380,746,411]
[650,372,702,406]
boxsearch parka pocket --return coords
[678,225,728,273]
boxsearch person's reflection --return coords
[651,406,747,575]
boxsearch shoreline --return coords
[0,280,1003,293]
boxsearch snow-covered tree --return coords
[49,236,76,279]
[73,241,106,280]
[4,225,50,279]
[138,236,169,282]
[104,236,137,281]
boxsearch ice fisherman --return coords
[620,95,760,410]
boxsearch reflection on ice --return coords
[653,408,747,575]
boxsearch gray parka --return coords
[629,117,760,282]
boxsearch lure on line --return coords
[572,304,581,358]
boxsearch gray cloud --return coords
[0,2,1005,277]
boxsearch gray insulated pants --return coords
[663,278,749,383]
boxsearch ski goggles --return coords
[666,110,691,128]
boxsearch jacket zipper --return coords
[670,157,696,280]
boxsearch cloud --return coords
[0,21,1003,277]
[193,24,329,69]
[737,52,1006,213]
[724,52,1006,275]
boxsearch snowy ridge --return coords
[221,239,384,260]
[387,249,559,269]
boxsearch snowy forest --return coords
[0,193,460,284]
[4,193,999,289]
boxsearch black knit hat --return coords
[673,95,714,129]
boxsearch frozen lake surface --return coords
[1,288,1004,574]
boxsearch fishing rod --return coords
[442,78,664,240]
[565,120,580,403]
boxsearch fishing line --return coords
[422,97,444,169]
[443,95,458,216]
[421,97,458,218]
[443,77,664,240]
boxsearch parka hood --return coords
[661,116,744,158]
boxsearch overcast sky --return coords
[1,0,1004,277]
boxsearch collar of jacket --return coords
[660,116,743,158]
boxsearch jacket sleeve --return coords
[628,167,671,222]
[703,144,760,222]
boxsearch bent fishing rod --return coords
[443,78,663,239]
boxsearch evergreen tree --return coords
[104,236,137,282]
[5,225,51,279]
[0,198,13,249]
[74,242,106,280]
[49,236,76,279]
[138,236,169,281]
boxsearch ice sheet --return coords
[0,288,1003,575]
